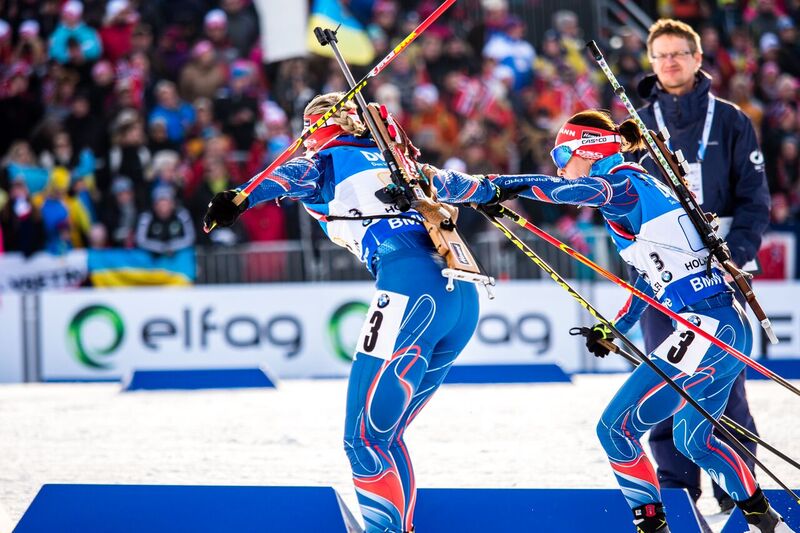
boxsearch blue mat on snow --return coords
[414,488,703,532]
[444,363,571,384]
[14,484,358,533]
[121,367,277,391]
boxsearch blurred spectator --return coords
[747,0,782,42]
[700,25,735,95]
[214,60,259,152]
[100,0,138,63]
[135,184,195,256]
[204,8,237,63]
[482,15,536,90]
[179,40,227,102]
[728,27,759,76]
[3,140,49,194]
[729,73,765,130]
[101,175,138,248]
[108,110,150,208]
[407,84,459,164]
[0,174,45,256]
[149,149,185,196]
[221,0,260,59]
[13,20,47,70]
[64,91,105,155]
[148,80,195,144]
[38,167,90,254]
[776,15,800,78]
[0,62,43,155]
[48,1,102,65]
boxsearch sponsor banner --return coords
[38,281,584,381]
[0,293,24,383]
[38,281,800,381]
[749,281,800,359]
[0,251,87,292]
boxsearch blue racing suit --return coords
[241,136,479,533]
[432,154,758,509]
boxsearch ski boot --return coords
[736,488,795,532]
[632,502,670,533]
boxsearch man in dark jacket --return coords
[633,19,770,513]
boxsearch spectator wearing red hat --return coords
[100,0,139,63]
[179,40,227,102]
[48,1,102,65]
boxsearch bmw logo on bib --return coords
[661,271,673,282]
[377,293,391,308]
[687,314,702,327]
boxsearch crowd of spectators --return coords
[0,0,798,275]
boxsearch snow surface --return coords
[0,375,798,532]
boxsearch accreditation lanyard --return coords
[653,94,716,163]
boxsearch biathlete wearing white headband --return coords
[426,110,790,533]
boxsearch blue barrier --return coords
[121,367,277,391]
[746,359,800,380]
[444,363,571,384]
[14,484,360,533]
[413,488,702,532]
[721,489,800,532]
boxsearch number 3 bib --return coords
[652,312,720,376]
[356,290,409,361]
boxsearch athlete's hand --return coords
[480,182,527,218]
[203,190,249,232]
[583,323,615,358]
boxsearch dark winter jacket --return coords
[634,71,770,267]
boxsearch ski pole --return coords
[206,0,457,233]
[478,206,800,503]
[492,203,800,399]
[571,330,800,473]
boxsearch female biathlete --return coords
[203,93,479,533]
[426,110,792,533]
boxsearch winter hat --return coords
[192,40,214,58]
[61,1,84,20]
[0,19,10,41]
[105,0,130,23]
[760,32,780,53]
[151,184,175,202]
[19,20,39,38]
[111,176,133,194]
[204,9,227,29]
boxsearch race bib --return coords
[685,162,704,205]
[653,312,719,375]
[356,290,409,361]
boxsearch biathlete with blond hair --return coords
[203,92,479,533]
[425,110,792,533]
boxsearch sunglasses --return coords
[549,135,621,169]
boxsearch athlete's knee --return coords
[672,428,714,461]
[344,433,392,471]
[596,416,627,452]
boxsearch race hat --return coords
[550,122,621,169]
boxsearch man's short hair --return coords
[647,18,703,57]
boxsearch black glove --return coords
[203,190,249,231]
[480,182,527,218]
[582,323,615,358]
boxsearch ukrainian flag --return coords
[307,0,375,66]
[88,248,196,287]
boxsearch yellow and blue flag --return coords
[307,0,375,66]
[88,248,196,287]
